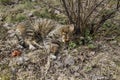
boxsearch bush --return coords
[42,0,120,44]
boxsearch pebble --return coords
[50,54,57,60]
[89,51,95,56]
[28,12,33,17]
[64,55,75,66]
[16,57,25,65]
[74,72,80,77]
[54,10,60,14]
[73,66,79,72]
[54,61,63,68]
[3,23,10,28]
[9,56,29,66]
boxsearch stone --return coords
[64,55,75,66]
[50,54,57,60]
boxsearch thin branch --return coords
[77,0,80,26]
[93,0,120,34]
[70,0,77,23]
[93,10,118,35]
[77,0,80,24]
[71,0,77,21]
[76,0,81,34]
[91,0,112,25]
[84,0,105,23]
[61,0,74,24]
[117,0,120,9]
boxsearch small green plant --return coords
[83,65,93,72]
[15,14,27,22]
[88,44,96,50]
[103,20,116,28]
[86,66,92,72]
[69,41,77,49]
[78,29,93,45]
[84,29,93,44]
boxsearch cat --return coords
[15,18,74,53]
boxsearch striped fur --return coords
[15,18,74,51]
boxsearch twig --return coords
[84,0,105,23]
[93,9,118,35]
[117,0,120,9]
[61,0,74,24]
[90,0,112,34]
[43,56,51,79]
[76,0,81,33]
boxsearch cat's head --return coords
[60,24,74,43]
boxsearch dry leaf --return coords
[11,50,21,57]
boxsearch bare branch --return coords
[76,0,81,34]
[61,0,74,24]
[84,0,105,23]
[93,10,118,35]
[117,0,120,9]
[91,0,112,23]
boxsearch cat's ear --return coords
[69,24,74,32]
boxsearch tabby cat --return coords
[15,18,74,53]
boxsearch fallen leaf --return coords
[11,50,21,57]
